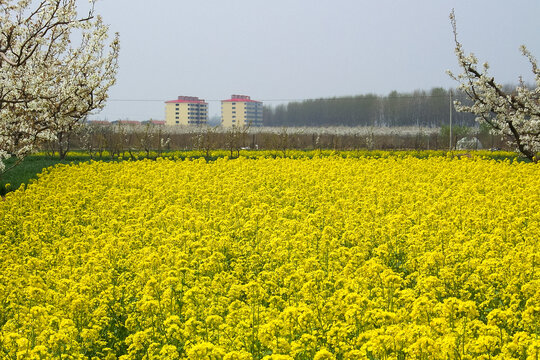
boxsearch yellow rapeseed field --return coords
[0,155,539,359]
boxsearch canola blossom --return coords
[0,156,539,359]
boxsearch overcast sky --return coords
[87,0,540,121]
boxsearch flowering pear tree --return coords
[0,0,119,173]
[448,10,540,162]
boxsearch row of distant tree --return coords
[263,88,476,128]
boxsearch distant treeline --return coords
[263,88,476,127]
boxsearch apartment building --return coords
[221,95,263,127]
[165,96,208,126]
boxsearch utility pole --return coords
[449,89,453,150]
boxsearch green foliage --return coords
[440,125,473,149]
[264,88,476,127]
[0,157,75,197]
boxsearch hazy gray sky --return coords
[87,0,540,121]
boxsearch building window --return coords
[176,121,179,124]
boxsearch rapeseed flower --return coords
[0,155,538,359]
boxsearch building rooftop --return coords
[142,120,166,125]
[111,120,141,125]
[165,96,207,104]
[222,94,262,103]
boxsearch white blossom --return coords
[448,10,540,162]
[0,0,119,172]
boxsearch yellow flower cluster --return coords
[1,156,539,359]
[34,149,520,161]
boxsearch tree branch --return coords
[0,51,16,65]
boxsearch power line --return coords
[109,99,164,102]
[108,94,464,103]
[108,99,305,102]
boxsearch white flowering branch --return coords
[0,0,119,173]
[447,9,540,162]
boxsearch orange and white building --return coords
[165,96,208,126]
[221,95,263,127]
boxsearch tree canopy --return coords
[263,89,476,128]
[0,0,119,173]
